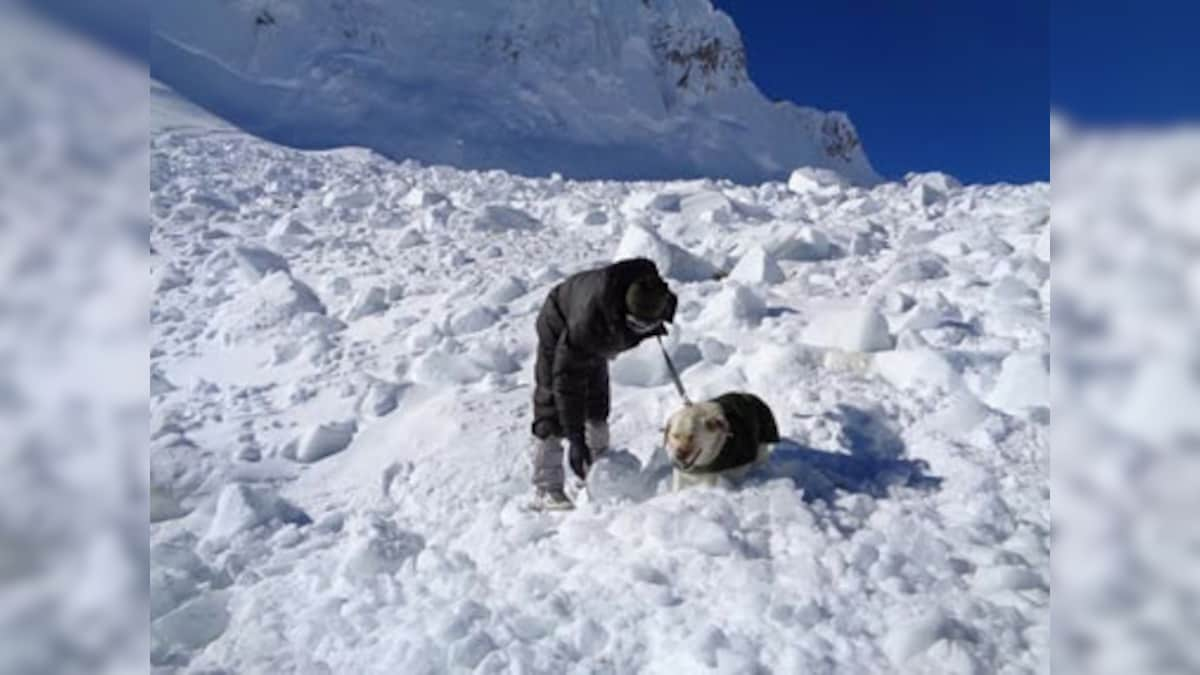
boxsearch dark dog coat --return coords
[690,392,780,473]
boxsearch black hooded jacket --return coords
[534,258,677,441]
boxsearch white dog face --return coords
[663,402,729,471]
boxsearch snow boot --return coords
[529,485,574,511]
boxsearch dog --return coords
[663,392,780,491]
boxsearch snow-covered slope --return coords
[151,85,1047,672]
[150,0,877,185]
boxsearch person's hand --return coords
[568,436,592,480]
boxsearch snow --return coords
[293,421,358,463]
[344,286,389,321]
[802,304,895,352]
[788,166,851,194]
[614,224,719,282]
[768,225,835,261]
[728,244,785,284]
[150,82,1048,673]
[150,0,878,185]
[473,204,540,232]
[985,351,1049,415]
[205,484,311,541]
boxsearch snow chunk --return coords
[875,253,949,288]
[728,245,784,285]
[884,608,973,664]
[205,484,311,541]
[988,276,1039,307]
[153,262,190,293]
[973,565,1046,593]
[699,337,735,365]
[152,592,230,654]
[449,631,497,670]
[484,275,527,305]
[788,167,849,194]
[267,216,313,242]
[411,349,485,385]
[582,209,608,225]
[295,420,357,463]
[345,286,389,320]
[698,283,767,327]
[986,351,1048,415]
[680,190,733,222]
[912,183,946,207]
[360,380,402,417]
[802,305,894,352]
[895,296,962,334]
[214,271,326,342]
[402,188,447,207]
[473,204,540,231]
[1035,227,1051,263]
[447,306,500,335]
[613,224,718,282]
[322,186,374,209]
[873,349,962,392]
[339,512,425,580]
[649,192,682,212]
[468,341,521,374]
[396,227,427,248]
[585,450,651,503]
[923,391,991,437]
[906,171,962,194]
[230,245,290,281]
[768,226,834,262]
[902,170,960,205]
[611,340,701,388]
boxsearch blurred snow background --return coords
[1053,115,1200,674]
[0,6,147,674]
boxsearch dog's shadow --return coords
[755,403,941,502]
[751,439,941,503]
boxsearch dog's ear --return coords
[704,416,730,434]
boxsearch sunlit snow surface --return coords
[145,79,1051,671]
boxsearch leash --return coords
[656,335,693,406]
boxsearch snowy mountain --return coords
[150,0,878,184]
[150,84,1048,672]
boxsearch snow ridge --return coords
[150,0,877,184]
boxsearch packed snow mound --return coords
[205,484,311,541]
[788,166,851,195]
[213,271,326,343]
[802,304,895,352]
[728,245,784,284]
[150,0,877,184]
[767,224,835,262]
[614,224,719,282]
[611,338,702,388]
[290,420,358,463]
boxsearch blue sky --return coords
[1051,3,1200,125]
[713,1,1047,184]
